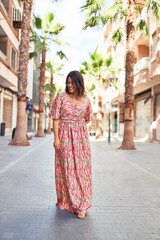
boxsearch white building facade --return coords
[0,0,34,135]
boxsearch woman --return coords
[50,70,92,219]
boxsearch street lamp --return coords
[44,91,50,133]
[105,81,113,144]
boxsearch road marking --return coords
[0,137,51,176]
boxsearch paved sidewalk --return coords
[0,134,160,240]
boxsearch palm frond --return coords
[80,68,86,74]
[81,0,105,14]
[50,23,65,35]
[45,83,51,92]
[80,61,90,73]
[111,28,123,46]
[82,16,101,29]
[146,0,160,19]
[52,39,66,46]
[136,5,142,14]
[44,13,54,24]
[46,61,53,70]
[30,30,40,43]
[29,51,37,59]
[34,17,42,29]
[136,19,148,36]
[81,0,105,28]
[105,55,112,67]
[104,1,127,22]
[56,51,68,60]
[89,83,96,91]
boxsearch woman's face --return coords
[66,77,77,94]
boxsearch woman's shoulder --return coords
[55,91,66,99]
[84,95,91,103]
[52,92,65,104]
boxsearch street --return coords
[0,135,160,240]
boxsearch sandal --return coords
[77,211,86,220]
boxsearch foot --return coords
[77,211,86,220]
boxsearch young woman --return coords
[50,70,92,219]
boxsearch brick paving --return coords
[0,134,160,240]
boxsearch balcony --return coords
[0,26,7,62]
[0,50,6,61]
[134,57,149,86]
[134,57,149,75]
[150,59,160,81]
[135,31,149,46]
[150,36,160,80]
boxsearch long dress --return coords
[50,92,92,214]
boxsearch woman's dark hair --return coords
[65,70,85,97]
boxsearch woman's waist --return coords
[60,119,85,126]
[60,119,83,123]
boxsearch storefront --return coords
[135,91,152,139]
[3,94,13,132]
[155,93,160,141]
[0,88,17,135]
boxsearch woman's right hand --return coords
[53,138,61,150]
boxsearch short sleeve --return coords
[84,98,92,121]
[49,92,63,119]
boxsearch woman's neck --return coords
[68,93,78,99]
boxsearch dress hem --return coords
[56,202,91,214]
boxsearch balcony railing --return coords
[134,57,149,75]
[0,50,7,61]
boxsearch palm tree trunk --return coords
[119,0,136,150]
[35,49,46,137]
[9,0,32,146]
[47,75,54,134]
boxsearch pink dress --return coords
[50,92,92,214]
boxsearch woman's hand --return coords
[82,118,90,125]
[53,138,61,150]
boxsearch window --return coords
[0,41,7,56]
[11,48,16,69]
[0,26,7,57]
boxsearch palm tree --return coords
[46,61,64,134]
[81,51,113,139]
[30,13,65,137]
[81,0,160,149]
[9,0,33,146]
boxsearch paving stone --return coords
[0,135,160,239]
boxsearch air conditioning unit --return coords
[12,8,22,29]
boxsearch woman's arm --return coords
[53,119,61,150]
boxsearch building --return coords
[98,1,160,142]
[96,17,126,137]
[134,10,160,141]
[0,0,34,135]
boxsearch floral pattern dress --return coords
[50,92,92,214]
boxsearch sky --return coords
[33,0,101,85]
